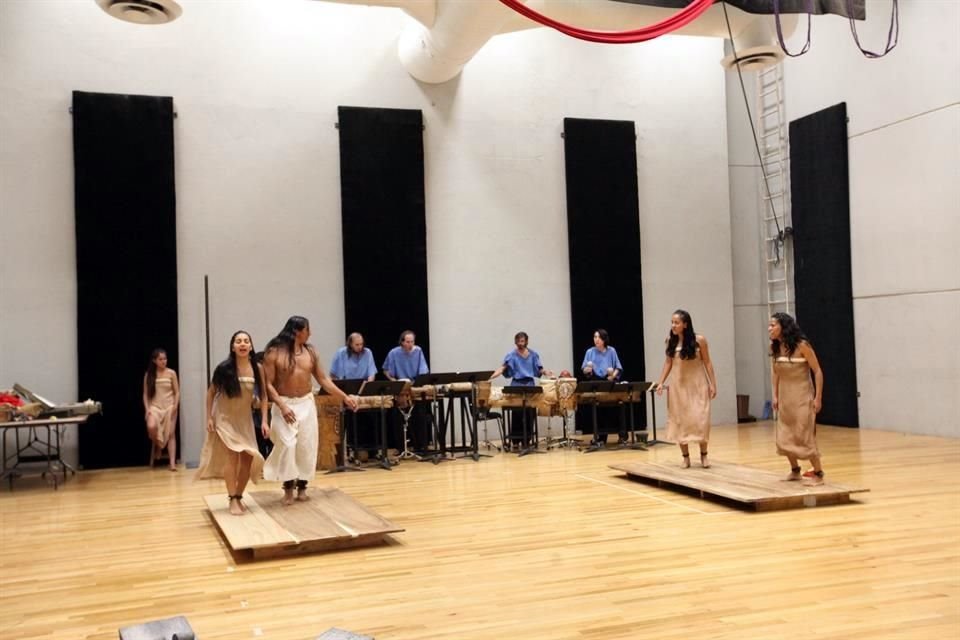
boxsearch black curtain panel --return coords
[563,117,646,430]
[73,90,179,468]
[337,106,429,373]
[789,102,859,427]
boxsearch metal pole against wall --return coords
[204,275,211,385]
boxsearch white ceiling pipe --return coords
[313,0,798,83]
[398,1,521,83]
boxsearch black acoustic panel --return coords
[563,117,645,427]
[73,90,179,468]
[338,106,429,371]
[789,102,859,427]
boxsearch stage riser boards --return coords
[610,461,868,512]
[204,487,403,560]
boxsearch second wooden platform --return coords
[610,460,869,511]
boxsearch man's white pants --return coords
[263,393,318,482]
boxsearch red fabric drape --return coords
[497,0,715,44]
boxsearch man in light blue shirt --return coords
[383,330,429,381]
[491,331,553,386]
[330,332,378,457]
[491,331,553,448]
[383,330,430,450]
[330,333,377,381]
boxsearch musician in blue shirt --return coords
[330,333,377,382]
[581,329,622,382]
[491,331,553,448]
[383,330,430,451]
[383,330,429,381]
[580,328,626,445]
[330,332,378,458]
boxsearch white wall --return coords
[729,0,960,436]
[726,65,772,420]
[0,0,736,466]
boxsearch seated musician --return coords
[580,328,626,445]
[490,331,553,448]
[330,332,377,460]
[329,332,377,382]
[383,330,430,450]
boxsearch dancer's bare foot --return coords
[229,496,244,516]
[784,466,802,481]
[282,487,295,506]
[681,454,691,468]
[296,487,310,502]
[169,464,177,472]
[700,452,711,469]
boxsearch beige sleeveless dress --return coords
[774,356,819,460]
[666,347,712,444]
[195,377,264,482]
[148,376,177,447]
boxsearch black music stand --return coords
[613,382,652,450]
[451,370,495,461]
[502,385,544,457]
[413,372,461,464]
[358,380,407,471]
[321,379,364,474]
[574,380,615,452]
[647,386,672,447]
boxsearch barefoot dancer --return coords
[653,310,717,468]
[769,312,825,486]
[263,316,358,505]
[143,348,179,471]
[196,331,268,516]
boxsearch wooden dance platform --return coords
[204,487,404,559]
[610,460,869,511]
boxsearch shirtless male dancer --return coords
[262,316,358,505]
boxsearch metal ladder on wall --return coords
[756,63,793,317]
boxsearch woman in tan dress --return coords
[196,331,269,516]
[653,310,717,468]
[143,348,180,471]
[769,312,824,485]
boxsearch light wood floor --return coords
[1,422,958,640]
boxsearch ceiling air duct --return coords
[313,0,803,83]
[95,0,183,25]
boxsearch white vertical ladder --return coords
[756,63,792,317]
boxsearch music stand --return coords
[574,380,615,452]
[647,386,672,446]
[413,372,461,464]
[502,385,544,457]
[612,382,652,450]
[452,370,495,461]
[358,380,407,471]
[321,379,364,474]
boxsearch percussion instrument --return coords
[314,393,343,470]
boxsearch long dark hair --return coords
[212,331,264,399]
[770,312,808,357]
[145,348,166,400]
[265,316,313,371]
[665,309,698,360]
